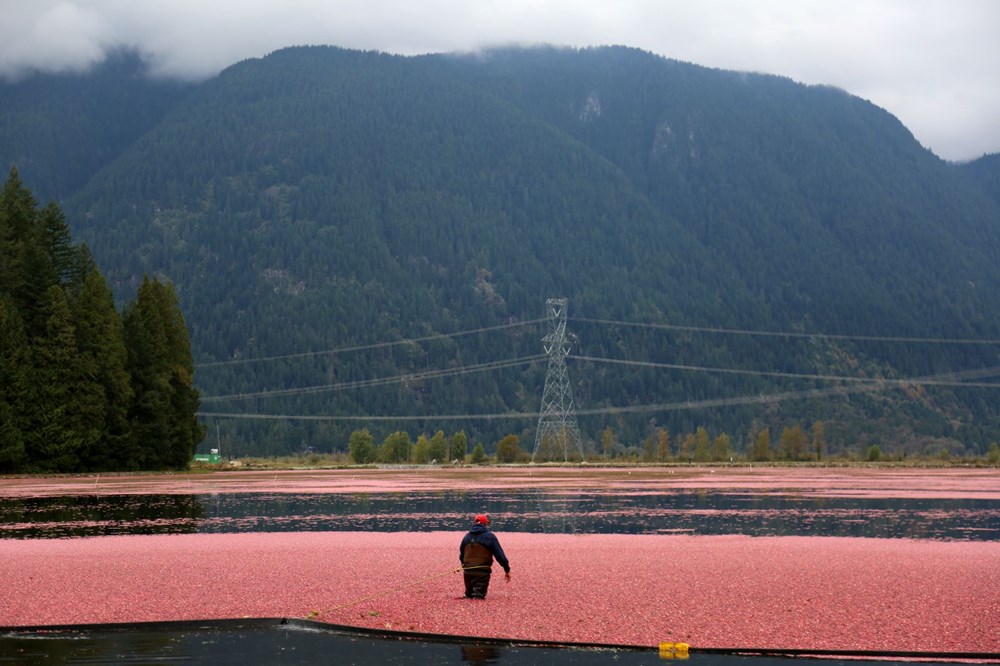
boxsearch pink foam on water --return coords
[3,467,999,652]
[2,531,998,652]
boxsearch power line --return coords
[201,350,1000,405]
[195,318,546,369]
[573,354,1000,388]
[192,312,1000,426]
[197,410,539,422]
[201,354,547,403]
[194,314,1000,373]
[198,364,1000,423]
[573,364,1000,418]
[571,316,1000,346]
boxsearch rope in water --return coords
[319,566,464,615]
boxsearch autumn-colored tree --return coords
[811,421,826,461]
[495,434,524,463]
[412,434,431,463]
[656,428,671,461]
[641,433,655,462]
[986,442,999,464]
[601,426,615,458]
[779,425,808,461]
[679,432,696,461]
[751,428,771,461]
[711,433,731,462]
[693,426,710,462]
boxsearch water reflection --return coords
[1,490,997,541]
[0,494,205,538]
[0,621,965,666]
[0,622,655,665]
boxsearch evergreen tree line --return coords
[0,169,204,473]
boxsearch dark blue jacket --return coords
[459,524,510,573]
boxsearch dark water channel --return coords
[0,620,968,666]
[2,489,998,540]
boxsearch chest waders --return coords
[462,540,494,599]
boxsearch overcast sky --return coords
[2,0,997,161]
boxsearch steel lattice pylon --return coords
[532,298,584,462]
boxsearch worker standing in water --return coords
[459,514,510,599]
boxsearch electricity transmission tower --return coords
[532,298,584,462]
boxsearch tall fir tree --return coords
[72,268,134,470]
[1,168,46,333]
[28,285,86,471]
[124,276,203,470]
[40,202,76,288]
[0,296,30,471]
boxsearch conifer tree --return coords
[28,285,86,471]
[1,168,47,333]
[40,202,76,288]
[0,296,30,471]
[72,268,133,470]
[123,276,204,470]
[1,170,203,472]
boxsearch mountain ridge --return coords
[3,44,1000,457]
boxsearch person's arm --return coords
[489,534,510,574]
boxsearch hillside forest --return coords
[4,46,1000,464]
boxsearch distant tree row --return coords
[0,168,204,473]
[596,423,824,463]
[346,425,812,465]
[344,420,1000,465]
[348,428,476,465]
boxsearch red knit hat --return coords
[474,514,490,525]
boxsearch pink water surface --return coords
[2,531,998,653]
[2,467,998,653]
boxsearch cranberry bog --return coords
[2,466,999,662]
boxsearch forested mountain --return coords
[0,50,192,205]
[3,45,1000,459]
[956,153,1000,207]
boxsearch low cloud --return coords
[1,0,997,160]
